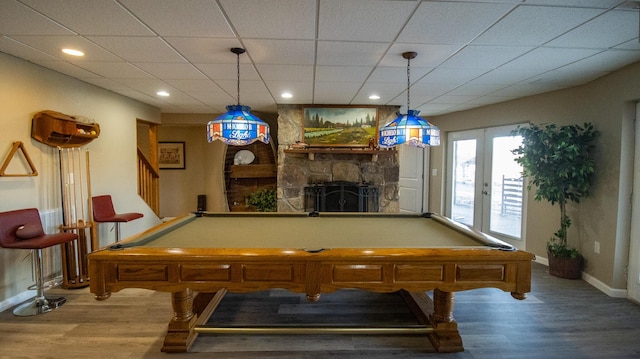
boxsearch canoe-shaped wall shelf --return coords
[31,110,100,148]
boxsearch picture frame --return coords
[158,142,185,169]
[303,106,378,147]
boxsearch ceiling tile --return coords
[21,0,154,36]
[196,63,260,81]
[446,83,509,96]
[441,45,534,71]
[472,6,604,46]
[87,36,186,63]
[0,37,59,62]
[498,47,603,72]
[314,81,362,104]
[257,64,315,82]
[32,60,102,79]
[352,82,407,104]
[315,66,373,83]
[379,44,463,67]
[164,79,224,93]
[567,49,640,72]
[119,0,234,37]
[467,67,541,85]
[523,0,624,8]
[220,0,316,39]
[165,38,244,64]
[133,62,208,80]
[264,80,313,104]
[367,66,432,83]
[546,9,639,49]
[316,41,390,66]
[318,0,418,42]
[242,39,316,65]
[9,35,123,61]
[75,62,154,79]
[398,2,516,44]
[0,1,74,36]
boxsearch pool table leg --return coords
[161,289,227,352]
[162,289,197,352]
[401,289,464,353]
[431,289,463,352]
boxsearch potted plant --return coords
[246,188,277,212]
[512,122,598,279]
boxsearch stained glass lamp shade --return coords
[207,105,270,146]
[379,110,440,148]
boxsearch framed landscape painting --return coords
[303,106,378,147]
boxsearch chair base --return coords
[13,296,66,316]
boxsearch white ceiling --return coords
[1,0,639,116]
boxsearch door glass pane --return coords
[489,135,523,238]
[451,139,476,226]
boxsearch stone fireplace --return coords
[276,104,400,213]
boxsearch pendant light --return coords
[207,47,270,146]
[378,51,440,148]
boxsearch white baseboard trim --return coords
[0,289,34,314]
[534,256,627,298]
[581,271,628,298]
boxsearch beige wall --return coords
[158,112,279,217]
[158,115,228,217]
[0,53,162,306]
[429,61,640,290]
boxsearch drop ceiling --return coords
[1,0,639,116]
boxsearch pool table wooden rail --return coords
[89,246,533,301]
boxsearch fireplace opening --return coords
[304,181,379,212]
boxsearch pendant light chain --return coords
[406,55,411,112]
[236,51,240,106]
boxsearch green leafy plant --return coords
[512,122,597,259]
[246,188,277,212]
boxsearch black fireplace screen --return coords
[304,181,379,212]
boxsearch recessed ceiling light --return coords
[157,91,170,97]
[369,94,380,100]
[281,92,293,99]
[61,48,84,57]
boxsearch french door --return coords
[446,125,526,246]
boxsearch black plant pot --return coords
[548,251,583,279]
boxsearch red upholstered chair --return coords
[92,195,143,242]
[0,208,78,316]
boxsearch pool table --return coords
[88,211,534,353]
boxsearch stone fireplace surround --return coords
[276,104,400,213]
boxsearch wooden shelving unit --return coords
[31,110,100,148]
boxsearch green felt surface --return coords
[130,213,503,250]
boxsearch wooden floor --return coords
[1,262,640,358]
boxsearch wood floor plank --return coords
[1,263,640,358]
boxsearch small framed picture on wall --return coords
[158,142,185,169]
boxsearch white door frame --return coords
[628,106,640,302]
[446,125,526,247]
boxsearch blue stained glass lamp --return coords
[207,105,270,146]
[379,110,440,148]
[378,51,440,148]
[207,48,270,146]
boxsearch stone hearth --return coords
[276,104,400,213]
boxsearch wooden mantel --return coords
[284,147,396,162]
